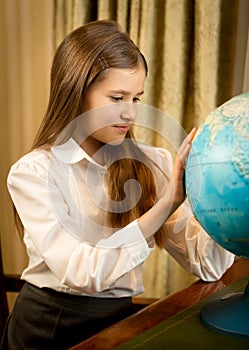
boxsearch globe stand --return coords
[200,280,249,338]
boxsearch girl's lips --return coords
[113,125,130,132]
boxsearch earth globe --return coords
[185,92,249,338]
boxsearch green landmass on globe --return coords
[185,92,249,259]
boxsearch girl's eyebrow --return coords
[109,90,144,96]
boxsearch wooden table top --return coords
[70,258,249,350]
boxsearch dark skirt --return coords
[0,282,133,350]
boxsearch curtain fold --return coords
[1,0,245,300]
[0,0,54,276]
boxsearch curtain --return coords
[1,0,247,301]
[232,0,249,95]
[0,0,54,307]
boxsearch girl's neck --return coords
[80,136,106,165]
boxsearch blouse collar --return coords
[51,138,105,169]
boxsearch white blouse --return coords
[7,138,234,297]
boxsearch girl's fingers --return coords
[178,128,197,152]
[178,128,197,166]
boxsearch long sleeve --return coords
[7,150,153,295]
[164,200,235,281]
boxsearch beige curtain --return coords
[232,0,249,95]
[1,0,246,301]
[0,0,54,294]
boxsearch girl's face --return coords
[80,65,146,157]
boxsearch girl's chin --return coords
[106,135,127,146]
[107,139,125,146]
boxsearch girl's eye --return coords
[111,96,123,102]
[133,97,141,103]
[111,96,141,103]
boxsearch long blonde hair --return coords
[15,20,166,247]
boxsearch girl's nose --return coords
[120,102,138,122]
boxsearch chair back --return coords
[0,241,24,337]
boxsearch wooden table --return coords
[70,258,249,350]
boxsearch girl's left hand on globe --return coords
[172,127,197,208]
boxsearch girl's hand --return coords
[171,128,197,210]
[137,128,197,240]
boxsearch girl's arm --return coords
[164,201,235,281]
[138,128,234,281]
[137,128,197,239]
[7,153,152,295]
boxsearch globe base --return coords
[200,281,249,338]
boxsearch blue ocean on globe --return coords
[185,92,249,259]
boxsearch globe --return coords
[186,92,249,258]
[185,92,249,338]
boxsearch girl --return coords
[1,20,234,349]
